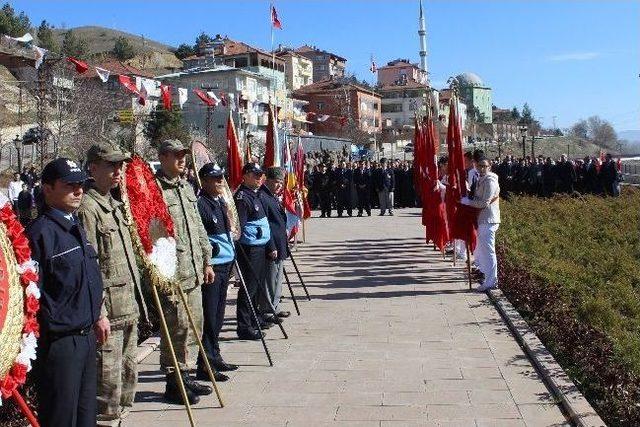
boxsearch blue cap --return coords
[242,163,264,175]
[42,158,88,184]
[199,162,225,178]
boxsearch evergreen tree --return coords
[0,3,32,37]
[36,20,58,52]
[112,36,136,60]
[174,43,196,59]
[193,32,213,51]
[62,29,88,58]
[143,105,191,148]
[510,107,520,120]
[521,103,534,124]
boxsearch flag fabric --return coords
[4,33,33,43]
[67,57,89,74]
[32,45,46,69]
[283,184,300,238]
[207,91,221,105]
[178,88,188,108]
[118,75,141,96]
[370,57,377,74]
[271,5,282,29]
[220,92,228,107]
[294,137,305,190]
[244,140,252,164]
[422,116,449,250]
[193,89,216,107]
[445,97,477,249]
[160,84,172,110]
[264,104,281,168]
[138,83,148,106]
[282,134,296,189]
[95,66,110,83]
[226,112,243,191]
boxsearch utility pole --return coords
[552,115,557,131]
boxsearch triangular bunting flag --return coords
[67,57,89,74]
[178,88,188,108]
[95,67,110,83]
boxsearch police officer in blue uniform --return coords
[233,163,271,340]
[28,158,103,427]
[195,163,239,381]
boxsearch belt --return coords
[46,326,92,342]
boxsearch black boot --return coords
[182,372,213,396]
[196,365,230,382]
[164,374,200,405]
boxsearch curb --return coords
[135,336,160,364]
[487,289,605,427]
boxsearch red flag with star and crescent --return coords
[271,5,282,29]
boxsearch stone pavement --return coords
[124,208,570,427]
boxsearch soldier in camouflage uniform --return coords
[155,139,215,405]
[78,141,146,426]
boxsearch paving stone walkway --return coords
[124,208,570,426]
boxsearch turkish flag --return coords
[67,57,88,73]
[118,75,140,96]
[271,6,283,29]
[226,112,243,191]
[193,89,216,107]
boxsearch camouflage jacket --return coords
[156,171,212,289]
[78,186,143,327]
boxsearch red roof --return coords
[294,77,379,97]
[78,60,155,79]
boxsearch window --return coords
[250,55,258,66]
[235,57,248,67]
[317,102,324,110]
[381,103,402,113]
[317,64,327,71]
[373,103,379,110]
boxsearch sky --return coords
[8,0,640,132]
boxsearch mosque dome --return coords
[455,72,484,87]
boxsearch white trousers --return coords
[455,239,467,262]
[476,223,500,288]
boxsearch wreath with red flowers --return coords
[0,198,40,425]
[122,156,178,294]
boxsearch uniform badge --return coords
[213,216,218,224]
[254,204,259,211]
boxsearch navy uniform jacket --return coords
[197,193,235,265]
[377,168,395,191]
[27,208,103,334]
[258,185,289,261]
[353,168,371,189]
[234,184,271,247]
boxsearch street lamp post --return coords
[519,125,528,160]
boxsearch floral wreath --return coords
[122,156,178,294]
[0,195,39,413]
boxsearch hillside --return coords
[52,26,182,74]
[478,135,614,160]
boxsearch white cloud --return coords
[546,52,601,62]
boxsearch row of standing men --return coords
[28,139,292,427]
[305,159,417,217]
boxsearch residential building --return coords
[295,45,346,82]
[274,46,313,90]
[292,78,381,144]
[182,35,288,107]
[377,59,430,131]
[492,108,519,142]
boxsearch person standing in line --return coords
[463,157,501,292]
[28,158,103,427]
[234,163,271,340]
[78,141,146,426]
[155,139,215,404]
[195,163,239,382]
[354,161,371,216]
[258,167,291,322]
[8,171,24,212]
[377,159,395,216]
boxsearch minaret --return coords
[418,0,428,82]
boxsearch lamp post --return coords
[519,125,528,160]
[13,134,23,172]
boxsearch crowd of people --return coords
[490,153,623,198]
[301,150,623,219]
[16,140,296,427]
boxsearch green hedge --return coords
[499,189,640,374]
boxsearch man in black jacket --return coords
[258,167,291,323]
[556,154,577,194]
[353,161,371,216]
[377,159,395,216]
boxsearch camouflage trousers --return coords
[159,283,203,373]
[97,322,138,427]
